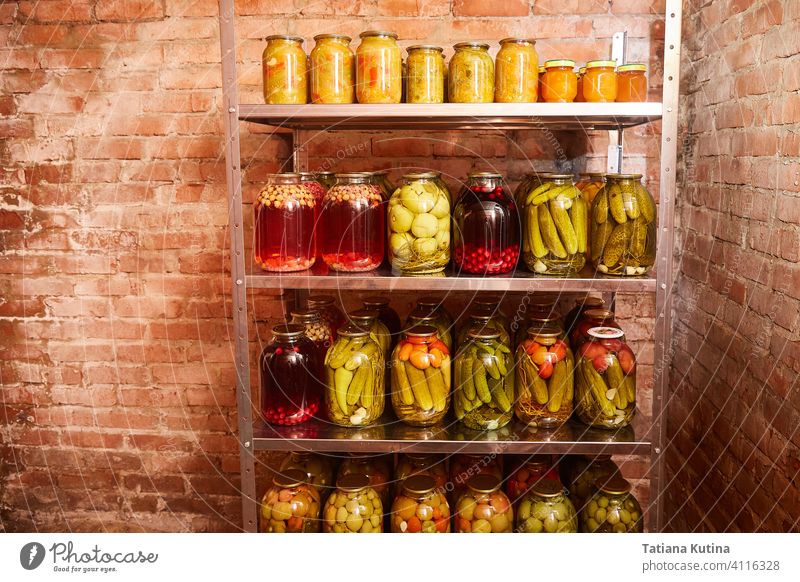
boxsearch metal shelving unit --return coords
[218,0,682,533]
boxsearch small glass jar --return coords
[449,42,494,103]
[259,469,321,532]
[391,474,450,533]
[617,63,648,102]
[310,34,355,104]
[407,297,454,351]
[582,474,643,533]
[362,296,401,339]
[388,173,451,274]
[260,324,322,425]
[315,171,336,190]
[289,309,332,378]
[298,172,327,207]
[495,38,539,103]
[453,173,521,275]
[338,453,391,506]
[455,474,513,533]
[576,172,606,209]
[449,453,503,500]
[320,173,385,272]
[262,35,307,104]
[279,451,335,494]
[254,173,316,272]
[506,455,560,504]
[347,309,391,357]
[574,66,586,102]
[323,473,383,533]
[570,308,620,348]
[356,31,402,104]
[396,453,448,490]
[457,306,511,348]
[542,59,577,103]
[591,173,657,276]
[306,295,344,336]
[583,60,618,102]
[516,479,577,533]
[406,45,445,104]
[566,454,619,514]
[563,295,605,338]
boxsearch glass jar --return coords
[407,297,454,351]
[347,309,391,357]
[254,173,316,272]
[396,453,448,490]
[576,172,606,222]
[391,474,450,533]
[259,469,321,532]
[320,173,385,272]
[617,63,648,102]
[449,42,494,103]
[566,454,619,514]
[324,325,385,427]
[289,309,332,378]
[262,35,307,104]
[279,452,335,494]
[506,455,560,504]
[575,66,586,102]
[495,38,538,103]
[454,328,514,431]
[455,475,513,533]
[542,59,577,102]
[356,31,402,104]
[591,173,657,276]
[323,473,383,533]
[388,173,451,274]
[310,34,354,104]
[563,295,605,338]
[582,474,643,533]
[362,296,401,339]
[449,453,503,500]
[260,324,322,425]
[575,327,636,429]
[306,295,344,337]
[338,453,391,506]
[457,306,511,348]
[583,60,618,103]
[453,173,521,275]
[406,45,445,103]
[521,173,587,276]
[298,172,327,207]
[515,326,574,428]
[369,169,394,199]
[516,479,577,533]
[391,326,451,427]
[571,308,620,348]
[316,171,336,190]
[537,65,545,101]
[472,294,511,333]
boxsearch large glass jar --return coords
[388,173,451,274]
[279,452,335,494]
[306,295,344,337]
[356,31,402,104]
[576,172,606,209]
[315,171,336,190]
[338,453,391,506]
[575,327,636,429]
[320,173,385,272]
[566,454,619,514]
[617,63,648,102]
[289,309,331,380]
[570,308,620,348]
[416,297,454,329]
[262,35,307,104]
[298,172,327,207]
[260,324,322,425]
[457,306,511,348]
[516,479,577,533]
[310,33,354,104]
[591,173,657,276]
[450,453,503,501]
[583,60,618,103]
[323,473,383,533]
[472,294,511,333]
[347,309,391,357]
[449,42,494,103]
[396,453,448,490]
[406,45,445,103]
[582,474,643,533]
[495,38,538,103]
[521,173,587,276]
[254,174,316,272]
[407,297,454,351]
[542,59,577,102]
[391,474,450,533]
[369,170,394,199]
[453,173,521,275]
[506,455,560,504]
[563,295,605,338]
[324,325,385,427]
[259,469,321,532]
[454,328,514,431]
[362,296,401,339]
[455,475,513,533]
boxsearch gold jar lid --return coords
[407,44,444,53]
[545,59,575,69]
[405,325,438,338]
[266,34,304,44]
[313,33,351,42]
[403,474,437,495]
[468,171,502,179]
[544,173,575,181]
[595,473,631,495]
[499,37,536,46]
[529,293,558,306]
[403,171,441,181]
[360,30,398,39]
[272,324,305,338]
[473,294,506,307]
[404,452,436,461]
[528,325,561,339]
[466,474,501,494]
[337,473,370,492]
[307,295,335,307]
[531,479,563,498]
[584,308,615,320]
[586,59,617,69]
[606,173,644,180]
[349,309,379,322]
[538,66,546,74]
[363,296,389,308]
[273,468,308,489]
[454,41,490,50]
[618,63,647,73]
[290,309,320,323]
[467,327,501,340]
[336,324,370,338]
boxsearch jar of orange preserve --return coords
[583,60,617,103]
[617,64,647,102]
[542,59,577,103]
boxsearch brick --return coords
[96,0,166,22]
[454,0,529,17]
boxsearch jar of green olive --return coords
[581,473,643,533]
[516,479,577,533]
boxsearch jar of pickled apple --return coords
[407,297,454,351]
[356,31,402,104]
[320,173,385,272]
[570,308,620,348]
[591,173,657,276]
[315,171,336,190]
[582,474,643,533]
[575,66,586,102]
[310,34,354,104]
[575,327,636,429]
[306,295,344,337]
[455,474,513,533]
[323,473,384,533]
[298,172,327,207]
[616,63,647,102]
[391,474,450,533]
[457,306,511,348]
[338,453,391,506]
[449,42,494,103]
[254,174,316,272]
[362,296,401,339]
[506,455,560,504]
[563,295,605,338]
[495,38,538,103]
[347,309,391,357]
[262,35,307,104]
[516,479,577,533]
[542,59,577,103]
[259,469,321,532]
[396,453,448,490]
[583,60,618,102]
[566,454,619,514]
[576,172,605,210]
[279,451,335,495]
[406,45,445,103]
[449,453,503,500]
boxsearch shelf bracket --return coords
[612,31,628,68]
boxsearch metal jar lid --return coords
[273,468,308,489]
[313,33,351,43]
[405,325,438,338]
[336,324,370,338]
[272,324,305,338]
[595,473,631,495]
[402,474,437,496]
[363,296,389,308]
[454,41,490,50]
[466,473,501,494]
[467,327,501,341]
[266,35,304,44]
[531,479,564,498]
[336,473,370,492]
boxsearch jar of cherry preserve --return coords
[453,172,520,274]
[259,324,322,425]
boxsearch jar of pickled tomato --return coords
[356,31,402,104]
[495,38,538,103]
[310,34,354,104]
[542,59,577,103]
[406,45,445,103]
[583,60,618,103]
[570,308,620,348]
[449,42,494,103]
[563,295,604,338]
[262,35,307,104]
[391,474,451,533]
[616,63,647,102]
[454,474,513,533]
[575,66,586,102]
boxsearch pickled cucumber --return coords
[538,204,567,258]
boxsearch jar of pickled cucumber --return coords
[449,42,494,103]
[457,306,511,348]
[472,294,511,332]
[583,60,618,103]
[582,474,643,533]
[289,309,332,380]
[391,474,450,533]
[570,308,620,348]
[338,453,391,506]
[315,171,336,190]
[324,324,385,427]
[310,34,354,104]
[396,453,448,490]
[506,455,560,504]
[566,454,619,514]
[521,173,587,276]
[279,451,335,495]
[516,479,577,533]
[392,326,451,427]
[306,295,344,337]
[362,296,401,339]
[575,327,636,429]
[262,35,307,104]
[356,31,402,104]
[542,59,577,102]
[259,468,321,532]
[347,309,391,357]
[617,63,648,102]
[495,38,538,103]
[563,295,605,338]
[454,328,514,431]
[388,173,451,274]
[406,45,445,103]
[455,474,513,533]
[323,473,384,533]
